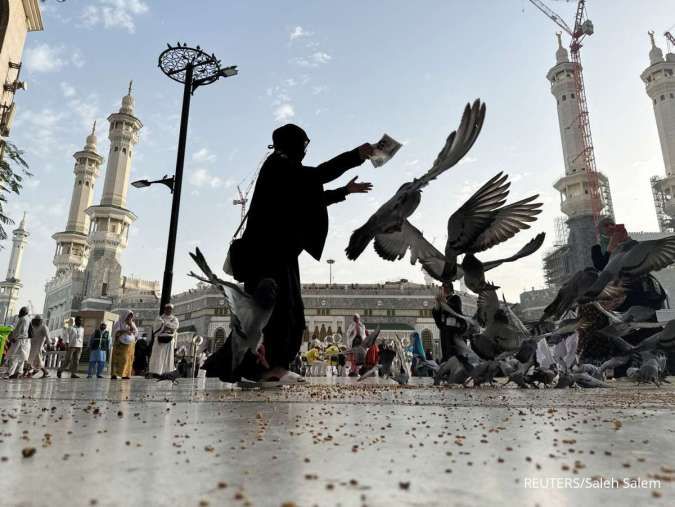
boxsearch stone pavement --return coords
[0,376,673,507]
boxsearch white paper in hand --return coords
[371,134,402,168]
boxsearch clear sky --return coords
[2,0,674,312]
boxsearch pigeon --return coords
[572,363,604,381]
[540,268,624,323]
[156,369,181,384]
[581,235,675,301]
[390,334,412,385]
[465,360,501,387]
[607,319,675,354]
[434,356,470,386]
[599,355,631,374]
[346,99,486,260]
[374,221,545,291]
[571,372,612,388]
[526,366,557,388]
[188,247,278,376]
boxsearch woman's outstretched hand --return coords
[346,176,373,194]
[357,143,374,160]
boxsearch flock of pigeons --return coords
[190,99,675,389]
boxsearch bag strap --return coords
[232,210,250,242]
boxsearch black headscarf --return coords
[271,124,309,162]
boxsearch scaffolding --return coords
[651,175,673,232]
[553,216,569,246]
[599,174,614,219]
[543,244,569,288]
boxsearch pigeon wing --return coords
[373,220,451,282]
[468,194,543,253]
[446,172,510,251]
[362,326,381,350]
[621,235,675,276]
[482,232,546,272]
[409,99,486,191]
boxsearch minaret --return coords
[51,122,103,273]
[642,32,675,223]
[84,83,141,299]
[0,213,29,322]
[546,34,612,275]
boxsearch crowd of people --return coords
[0,304,195,380]
[291,313,446,380]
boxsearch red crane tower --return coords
[529,0,604,234]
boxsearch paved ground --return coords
[0,375,673,507]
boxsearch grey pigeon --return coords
[188,247,277,375]
[540,268,624,323]
[582,235,675,300]
[573,363,604,381]
[156,369,181,384]
[346,99,486,260]
[374,223,544,290]
[571,372,612,388]
[434,356,470,386]
[608,320,675,354]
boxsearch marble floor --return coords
[0,375,673,507]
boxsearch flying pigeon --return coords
[346,99,486,260]
[540,267,625,323]
[581,235,675,301]
[188,247,278,376]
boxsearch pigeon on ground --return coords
[346,99,486,260]
[572,363,604,380]
[156,369,181,384]
[434,356,470,386]
[581,235,675,301]
[525,366,557,388]
[188,247,278,376]
[571,372,612,388]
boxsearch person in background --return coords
[324,336,340,375]
[349,335,366,377]
[110,310,138,380]
[305,339,322,363]
[432,288,468,363]
[56,337,66,351]
[347,313,366,348]
[57,316,84,379]
[363,337,380,376]
[26,315,50,378]
[87,323,110,379]
[134,334,151,377]
[5,307,31,379]
[148,304,179,377]
[409,332,426,377]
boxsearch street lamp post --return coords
[133,43,237,315]
[326,259,335,285]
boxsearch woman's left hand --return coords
[346,176,373,195]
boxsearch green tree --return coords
[0,140,31,243]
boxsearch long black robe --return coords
[240,148,364,369]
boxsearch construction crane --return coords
[665,23,675,49]
[231,152,268,237]
[529,0,604,234]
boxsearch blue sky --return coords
[2,0,674,311]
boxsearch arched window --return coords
[319,324,327,340]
